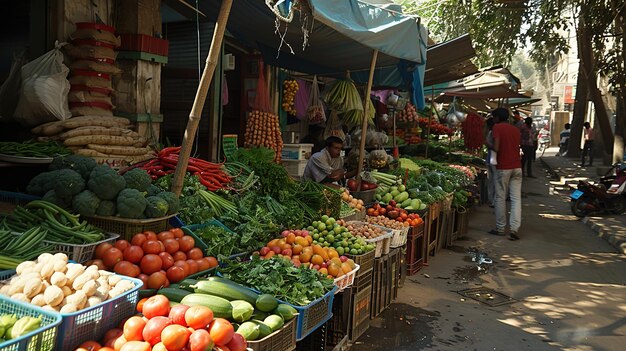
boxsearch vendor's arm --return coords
[304,152,335,183]
[344,169,358,179]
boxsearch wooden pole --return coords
[171,0,233,196]
[356,50,379,188]
[425,86,434,159]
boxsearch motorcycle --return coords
[570,163,626,217]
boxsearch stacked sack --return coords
[31,116,154,164]
[65,23,121,117]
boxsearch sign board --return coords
[564,85,575,104]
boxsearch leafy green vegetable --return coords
[194,224,241,260]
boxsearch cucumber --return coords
[273,304,298,321]
[157,287,192,303]
[178,278,199,292]
[255,294,278,312]
[251,310,270,321]
[251,320,273,339]
[401,198,412,208]
[263,314,284,332]
[237,321,260,341]
[191,278,259,305]
[180,293,233,319]
[230,300,254,323]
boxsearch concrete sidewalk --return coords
[540,148,626,254]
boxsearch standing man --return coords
[558,123,571,157]
[302,136,356,184]
[489,108,522,240]
[581,122,595,166]
[513,110,524,129]
[520,117,536,178]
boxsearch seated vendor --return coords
[303,136,357,184]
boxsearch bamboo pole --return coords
[171,0,233,196]
[356,50,379,188]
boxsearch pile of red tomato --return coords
[367,202,424,227]
[89,228,219,290]
[74,295,245,351]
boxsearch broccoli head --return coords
[156,191,180,215]
[96,200,117,217]
[26,170,62,196]
[88,165,126,200]
[117,188,147,218]
[49,154,97,180]
[144,196,169,218]
[146,184,161,197]
[42,189,72,209]
[123,168,152,192]
[54,169,85,199]
[72,190,101,216]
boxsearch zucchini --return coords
[264,314,284,332]
[180,293,233,319]
[230,300,254,323]
[157,287,192,303]
[251,320,273,339]
[191,278,259,305]
[255,294,278,312]
[273,304,298,321]
[237,321,260,341]
[178,278,199,292]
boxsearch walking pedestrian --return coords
[489,108,522,240]
[581,122,595,166]
[484,117,496,207]
[558,123,571,157]
[513,110,524,129]
[520,117,536,178]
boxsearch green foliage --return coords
[116,188,147,218]
[88,165,126,200]
[72,190,101,216]
[123,168,152,192]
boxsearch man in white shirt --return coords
[303,137,357,184]
[581,122,595,166]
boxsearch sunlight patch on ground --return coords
[539,213,580,221]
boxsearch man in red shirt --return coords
[489,108,522,240]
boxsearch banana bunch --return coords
[281,79,299,115]
[324,79,363,112]
[343,97,375,127]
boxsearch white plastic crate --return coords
[282,159,308,178]
[281,143,314,160]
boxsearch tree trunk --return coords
[613,2,626,163]
[568,13,590,158]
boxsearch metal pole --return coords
[171,0,233,196]
[356,50,379,188]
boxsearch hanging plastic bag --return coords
[13,42,71,127]
[307,75,326,124]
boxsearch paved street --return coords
[355,158,626,351]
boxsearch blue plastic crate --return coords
[169,215,185,228]
[55,276,143,350]
[0,296,62,351]
[284,286,337,341]
[0,191,40,207]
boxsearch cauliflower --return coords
[87,165,126,200]
[123,168,152,192]
[116,189,147,218]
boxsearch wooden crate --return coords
[424,202,442,263]
[406,225,424,276]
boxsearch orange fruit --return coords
[286,233,296,244]
[267,239,280,248]
[292,244,303,255]
[302,246,314,256]
[312,245,324,257]
[341,262,353,274]
[294,237,308,247]
[331,258,342,266]
[305,236,313,244]
[319,268,328,275]
[328,249,339,259]
[327,264,340,277]
[265,251,275,259]
[299,252,312,263]
[311,254,324,266]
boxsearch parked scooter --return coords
[570,163,626,217]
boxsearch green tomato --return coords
[318,223,327,231]
[307,226,314,231]
[350,248,358,255]
[337,247,344,255]
[313,233,320,240]
[321,215,329,222]
[326,234,335,243]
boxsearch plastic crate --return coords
[352,267,373,292]
[248,318,297,351]
[0,191,40,207]
[10,232,118,263]
[346,250,374,278]
[169,215,185,228]
[349,285,372,341]
[281,143,313,161]
[333,264,359,293]
[0,297,62,351]
[390,226,410,248]
[284,285,337,341]
[56,276,143,350]
[406,225,424,276]
[282,159,308,178]
[326,289,352,347]
[389,248,399,302]
[84,214,175,240]
[119,33,169,56]
[295,321,327,351]
[346,221,392,258]
[339,210,365,222]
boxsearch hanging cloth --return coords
[222,74,229,106]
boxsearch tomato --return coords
[78,340,102,350]
[187,248,203,260]
[144,231,158,241]
[87,259,106,270]
[142,295,170,319]
[163,238,180,254]
[168,304,190,326]
[123,246,144,264]
[226,333,247,351]
[137,274,149,288]
[379,208,387,215]
[114,239,130,252]
[114,261,138,277]
[172,251,187,261]
[196,259,210,271]
[173,260,190,276]
[140,254,163,275]
[158,252,175,270]
[131,233,148,247]
[119,341,150,351]
[178,236,195,252]
[123,316,146,341]
[185,260,199,275]
[206,257,218,268]
[208,318,234,346]
[141,316,172,345]
[189,329,214,351]
[142,240,163,255]
[112,335,127,351]
[170,228,184,238]
[103,247,124,268]
[104,328,123,343]
[157,231,175,241]
[147,271,168,289]
[95,243,113,259]
[185,305,214,329]
[161,324,191,351]
[166,266,186,283]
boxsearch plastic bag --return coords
[323,109,344,141]
[13,42,71,127]
[307,75,326,124]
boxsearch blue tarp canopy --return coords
[198,0,428,108]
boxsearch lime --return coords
[318,223,326,231]
[312,221,319,227]
[312,233,319,240]
[337,247,344,255]
[321,215,329,222]
[307,226,314,231]
[327,234,335,243]
[350,248,358,255]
